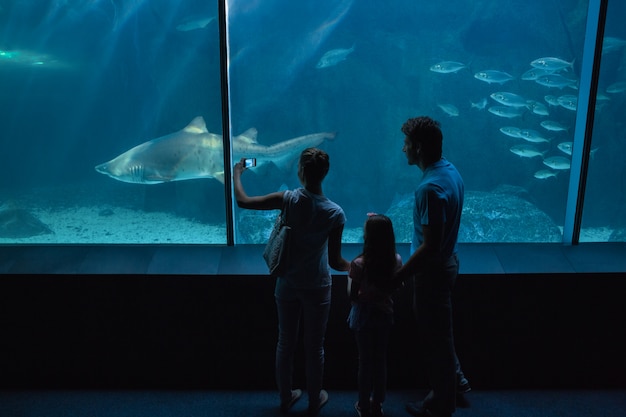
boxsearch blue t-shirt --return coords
[411,158,464,262]
[275,188,346,293]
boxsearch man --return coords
[395,116,469,417]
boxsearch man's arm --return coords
[396,222,444,282]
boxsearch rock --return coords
[385,188,562,243]
[0,207,53,238]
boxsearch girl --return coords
[348,214,402,417]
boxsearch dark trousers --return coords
[413,255,459,415]
[354,309,392,406]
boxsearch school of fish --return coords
[428,52,620,181]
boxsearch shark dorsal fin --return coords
[235,128,258,144]
[183,116,209,134]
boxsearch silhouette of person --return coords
[348,213,403,417]
[395,116,470,417]
[234,148,350,416]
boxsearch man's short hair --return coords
[401,116,443,160]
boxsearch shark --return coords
[95,116,336,184]
[0,48,69,70]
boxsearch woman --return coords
[234,147,350,415]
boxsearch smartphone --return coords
[244,158,256,168]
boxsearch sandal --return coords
[280,389,302,413]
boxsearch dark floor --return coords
[1,389,624,417]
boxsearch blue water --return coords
[1,0,625,243]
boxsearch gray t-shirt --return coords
[275,188,346,292]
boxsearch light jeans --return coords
[275,285,331,408]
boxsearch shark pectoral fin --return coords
[214,171,225,184]
[183,116,209,134]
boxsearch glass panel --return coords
[0,1,225,244]
[580,1,626,242]
[227,0,589,243]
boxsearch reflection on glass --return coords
[0,1,225,244]
[228,0,589,243]
[580,1,626,242]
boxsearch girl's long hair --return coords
[360,214,397,290]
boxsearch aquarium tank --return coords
[0,0,624,245]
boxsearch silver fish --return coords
[510,144,545,158]
[499,126,522,138]
[95,117,335,184]
[430,61,467,73]
[606,81,626,93]
[437,103,459,117]
[602,36,626,54]
[541,120,569,132]
[488,106,524,118]
[471,98,488,110]
[316,45,355,69]
[526,100,550,116]
[535,74,578,89]
[490,92,528,107]
[557,142,573,155]
[557,95,578,111]
[544,95,560,106]
[543,156,571,170]
[519,129,550,144]
[474,70,514,84]
[530,57,574,71]
[176,16,215,31]
[521,68,554,81]
[534,169,558,179]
